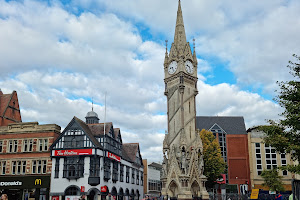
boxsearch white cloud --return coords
[0,0,293,163]
[197,81,283,129]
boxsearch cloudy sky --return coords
[0,0,299,162]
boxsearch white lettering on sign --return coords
[54,149,93,156]
[107,152,121,162]
[0,181,22,186]
[56,150,78,156]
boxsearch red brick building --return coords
[196,116,250,193]
[0,90,22,126]
[0,89,61,200]
[0,122,61,200]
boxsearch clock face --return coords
[185,60,194,74]
[168,61,178,74]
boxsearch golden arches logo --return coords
[35,179,42,185]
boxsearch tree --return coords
[199,129,227,189]
[258,54,300,174]
[261,169,285,192]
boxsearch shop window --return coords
[265,144,277,170]
[112,161,119,182]
[13,140,18,152]
[89,156,100,177]
[126,166,130,183]
[63,157,84,179]
[65,186,80,196]
[63,130,86,148]
[280,153,288,176]
[12,161,16,174]
[255,143,262,175]
[104,158,111,181]
[141,173,143,186]
[42,160,47,173]
[0,141,3,153]
[39,139,48,152]
[0,161,6,175]
[32,160,47,174]
[22,161,26,174]
[9,140,18,153]
[136,170,139,185]
[23,139,33,152]
[17,161,21,174]
[120,164,124,182]
[54,158,59,178]
[131,168,135,184]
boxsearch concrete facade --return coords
[247,127,294,191]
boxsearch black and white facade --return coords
[49,111,144,200]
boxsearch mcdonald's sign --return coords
[35,179,42,185]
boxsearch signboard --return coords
[52,197,59,200]
[65,196,80,200]
[250,189,259,199]
[107,152,121,162]
[0,175,50,189]
[216,174,226,184]
[101,186,107,193]
[81,186,85,193]
[54,149,93,156]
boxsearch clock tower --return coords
[161,1,209,199]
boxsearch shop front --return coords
[0,175,50,200]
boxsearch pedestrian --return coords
[80,195,86,200]
[1,194,8,200]
[275,191,283,200]
[106,193,112,200]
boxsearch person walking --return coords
[275,191,283,200]
[1,194,8,200]
[106,193,112,200]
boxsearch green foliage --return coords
[259,54,300,174]
[199,129,227,188]
[261,169,285,192]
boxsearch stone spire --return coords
[173,0,187,50]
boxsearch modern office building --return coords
[196,116,251,192]
[247,127,294,192]
[143,160,162,197]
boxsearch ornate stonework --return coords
[161,1,209,199]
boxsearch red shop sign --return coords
[101,186,107,193]
[107,152,121,162]
[81,186,85,192]
[52,196,59,200]
[54,149,93,156]
[216,174,226,184]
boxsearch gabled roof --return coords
[0,90,22,125]
[196,116,247,135]
[87,122,113,136]
[50,116,103,150]
[149,162,162,169]
[122,143,142,163]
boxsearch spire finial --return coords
[174,0,186,48]
[92,97,94,111]
[193,38,195,52]
[165,40,168,53]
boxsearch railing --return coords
[208,193,291,200]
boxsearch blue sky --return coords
[0,0,299,162]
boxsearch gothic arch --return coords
[167,180,179,198]
[191,181,200,197]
